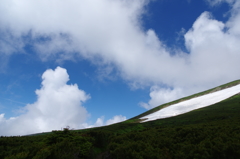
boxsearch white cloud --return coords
[0,31,25,71]
[0,67,127,136]
[184,11,240,86]
[0,0,240,109]
[140,86,184,109]
[205,0,235,6]
[105,115,127,125]
[0,0,147,60]
[82,115,127,128]
[0,67,90,136]
[141,1,240,109]
[227,1,240,35]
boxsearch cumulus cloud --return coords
[0,0,240,109]
[0,67,90,136]
[141,1,240,108]
[83,115,127,128]
[140,86,184,109]
[143,5,240,108]
[184,11,240,86]
[0,67,127,136]
[105,115,127,125]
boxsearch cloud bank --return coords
[0,67,126,136]
[0,0,240,109]
[142,1,240,108]
[0,67,90,136]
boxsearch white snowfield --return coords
[140,84,240,123]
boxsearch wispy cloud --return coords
[205,0,235,6]
[5,98,27,105]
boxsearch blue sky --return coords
[0,0,240,135]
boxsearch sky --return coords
[0,0,240,136]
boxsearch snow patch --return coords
[140,84,240,122]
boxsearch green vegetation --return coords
[1,81,240,158]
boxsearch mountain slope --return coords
[108,94,240,158]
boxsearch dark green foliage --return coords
[108,124,240,159]
[106,93,240,159]
[1,82,240,158]
[0,130,95,159]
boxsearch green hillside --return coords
[0,80,240,159]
